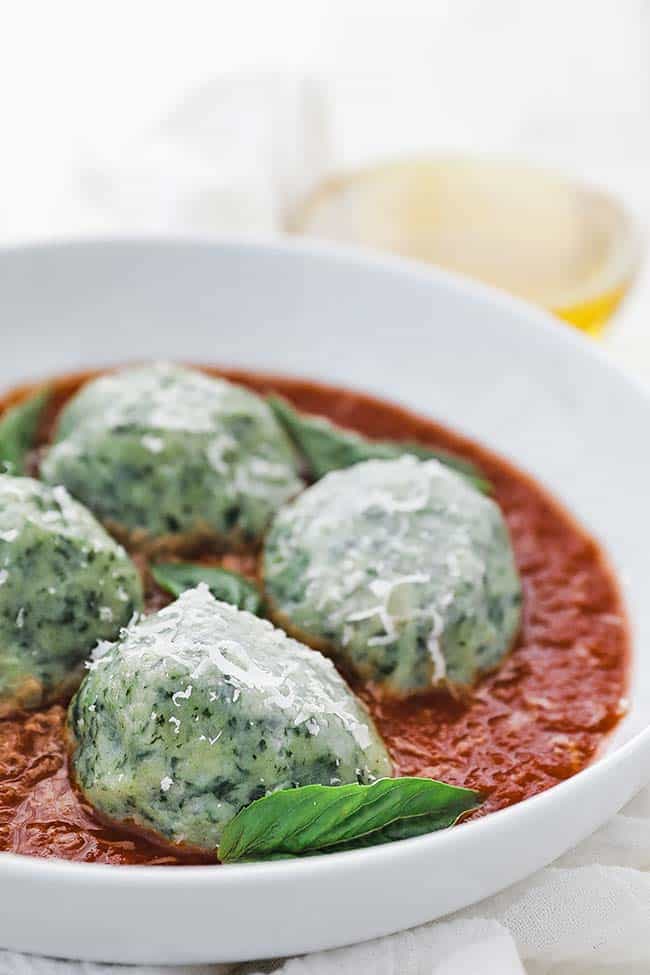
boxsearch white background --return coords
[0,0,648,240]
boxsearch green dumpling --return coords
[264,456,522,696]
[0,475,142,715]
[41,363,303,550]
[68,585,391,851]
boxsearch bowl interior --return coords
[1,237,648,745]
[2,238,650,965]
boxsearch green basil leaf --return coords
[218,777,481,862]
[150,562,263,615]
[326,807,468,852]
[269,396,490,494]
[0,387,50,475]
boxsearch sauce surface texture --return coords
[0,368,629,864]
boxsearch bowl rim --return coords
[0,233,648,886]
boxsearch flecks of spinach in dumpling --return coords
[41,364,303,551]
[68,585,391,851]
[0,475,142,715]
[263,456,522,696]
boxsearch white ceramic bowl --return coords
[1,238,649,965]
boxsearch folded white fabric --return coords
[261,919,525,975]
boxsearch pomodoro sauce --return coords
[0,368,629,864]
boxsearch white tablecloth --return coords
[1,72,649,975]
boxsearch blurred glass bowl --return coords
[289,157,641,336]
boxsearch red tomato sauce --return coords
[0,367,629,863]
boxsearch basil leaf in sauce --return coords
[150,562,263,615]
[218,777,481,862]
[268,396,491,494]
[0,387,50,475]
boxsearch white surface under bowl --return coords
[0,238,649,965]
